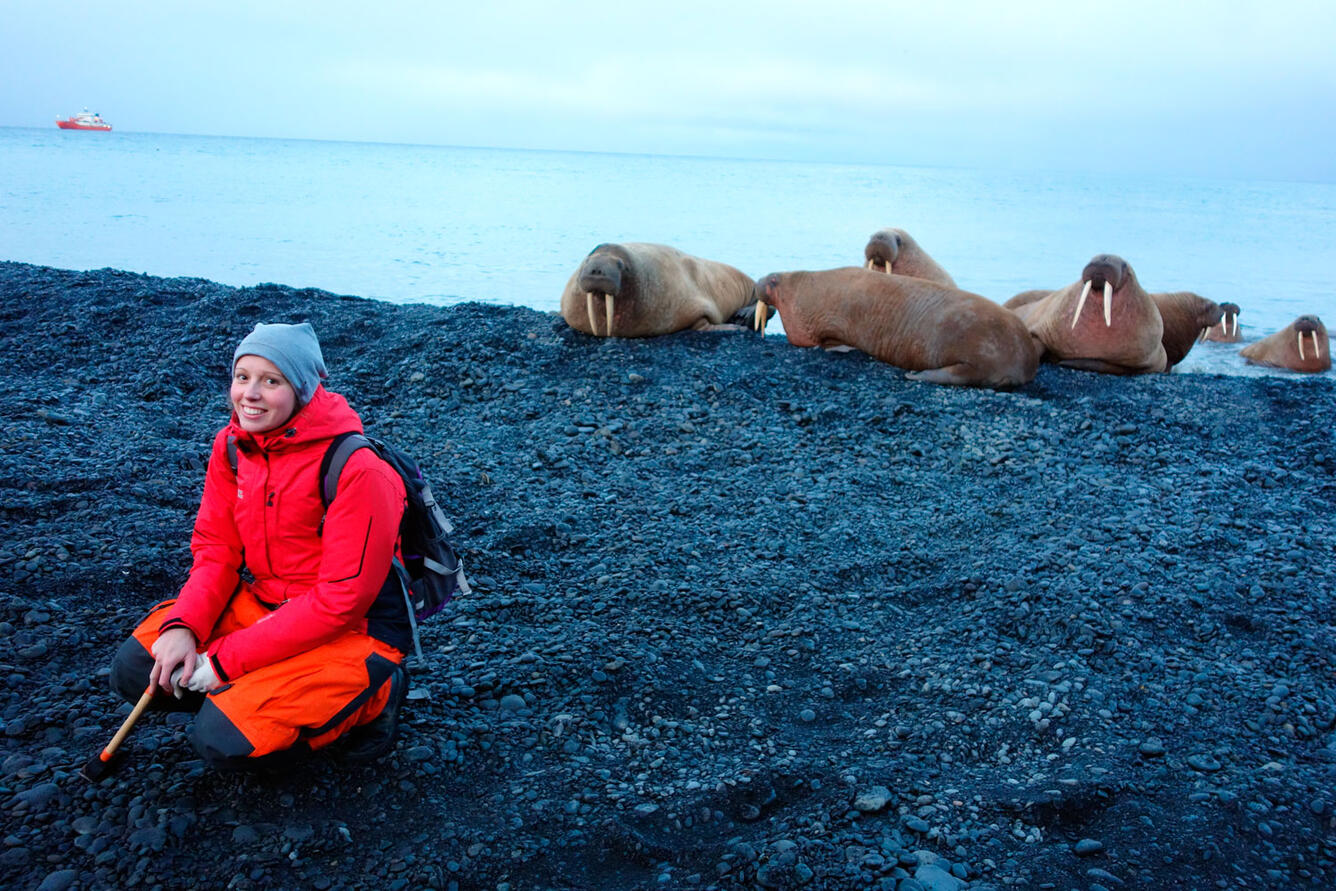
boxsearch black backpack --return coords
[227,432,470,662]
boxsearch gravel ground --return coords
[1,260,1334,891]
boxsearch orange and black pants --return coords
[110,586,402,768]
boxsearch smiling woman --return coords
[106,321,418,769]
[230,355,297,433]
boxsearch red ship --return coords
[56,109,112,131]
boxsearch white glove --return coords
[185,656,221,693]
[169,665,187,699]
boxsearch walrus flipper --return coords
[1057,357,1162,376]
[906,363,1012,389]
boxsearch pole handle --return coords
[103,686,154,758]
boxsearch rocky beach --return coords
[1,260,1333,890]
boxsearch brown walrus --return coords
[1004,289,1054,311]
[862,228,957,287]
[1203,302,1243,343]
[1014,254,1166,375]
[559,243,754,338]
[752,267,1039,388]
[1152,292,1222,370]
[1240,315,1330,373]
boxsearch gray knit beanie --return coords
[232,322,328,405]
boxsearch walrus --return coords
[752,267,1039,388]
[862,228,957,287]
[1004,289,1054,312]
[1203,302,1243,342]
[1152,292,1222,370]
[1016,254,1167,375]
[1239,315,1330,373]
[559,243,754,338]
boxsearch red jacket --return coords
[162,386,406,680]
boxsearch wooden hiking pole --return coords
[80,685,155,782]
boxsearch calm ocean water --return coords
[2,126,1332,375]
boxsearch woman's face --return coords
[230,355,297,433]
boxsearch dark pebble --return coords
[35,870,79,891]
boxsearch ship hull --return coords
[56,119,112,131]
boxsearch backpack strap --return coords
[226,435,238,474]
[318,432,373,508]
[317,432,425,662]
[392,562,424,664]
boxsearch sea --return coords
[2,126,1333,376]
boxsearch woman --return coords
[110,322,410,767]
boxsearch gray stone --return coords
[914,864,965,891]
[14,783,59,810]
[35,870,79,891]
[854,785,892,813]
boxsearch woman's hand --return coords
[185,656,221,693]
[149,627,199,695]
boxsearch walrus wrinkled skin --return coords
[1240,315,1331,373]
[1204,302,1243,343]
[1152,291,1222,370]
[753,267,1039,389]
[862,228,957,287]
[560,243,754,338]
[1012,254,1167,375]
[1004,289,1054,311]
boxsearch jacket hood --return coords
[227,385,363,452]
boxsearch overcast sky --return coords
[6,0,1335,181]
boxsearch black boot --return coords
[342,664,408,763]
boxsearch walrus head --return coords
[864,229,905,274]
[1293,314,1327,361]
[1071,254,1135,329]
[577,244,635,337]
[1195,297,1224,343]
[1217,302,1242,337]
[752,273,782,332]
[729,301,774,333]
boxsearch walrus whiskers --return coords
[1070,280,1092,329]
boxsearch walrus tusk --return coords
[1232,314,1238,336]
[606,293,615,338]
[1313,331,1322,358]
[1071,280,1092,328]
[753,300,766,332]
[1198,326,1208,343]
[866,259,875,271]
[1298,331,1306,361]
[1102,281,1112,327]
[582,292,598,333]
